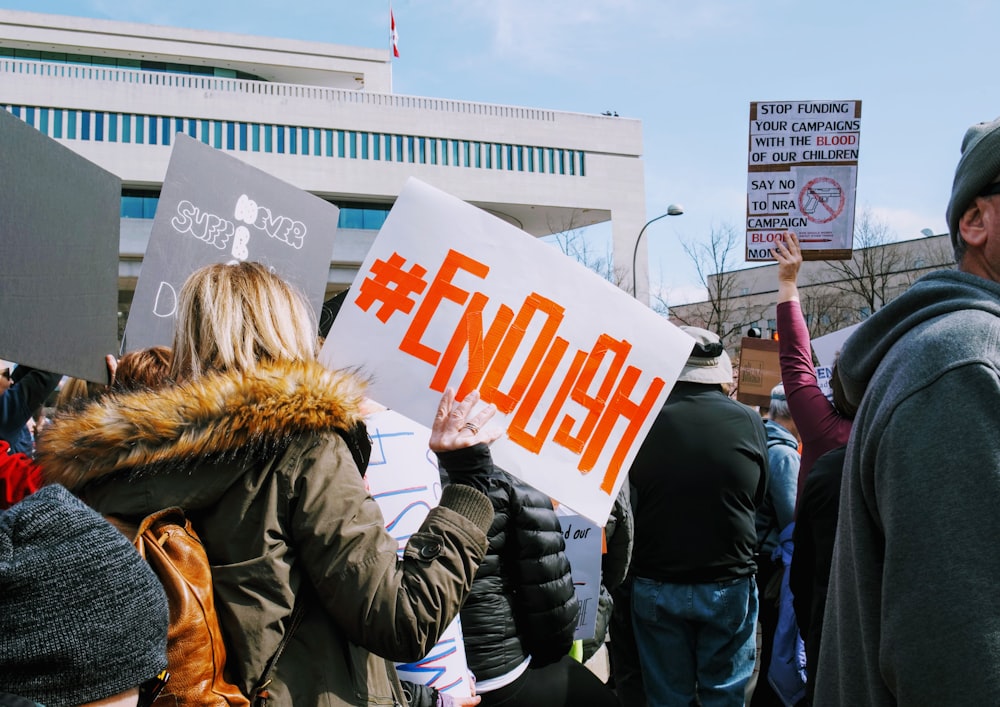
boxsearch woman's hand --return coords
[772,232,803,303]
[429,388,502,452]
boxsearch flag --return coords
[390,9,399,58]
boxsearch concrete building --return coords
[0,9,651,327]
[669,233,955,352]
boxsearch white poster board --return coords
[811,321,861,400]
[555,508,602,641]
[364,408,473,699]
[321,178,692,525]
[746,100,861,262]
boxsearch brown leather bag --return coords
[110,508,250,706]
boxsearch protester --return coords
[815,117,1000,705]
[606,483,646,707]
[770,233,855,502]
[0,364,61,456]
[629,326,769,706]
[444,457,619,707]
[0,483,169,707]
[37,261,500,706]
[751,383,801,707]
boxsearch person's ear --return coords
[959,199,990,249]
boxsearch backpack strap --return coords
[250,598,307,706]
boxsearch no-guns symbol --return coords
[799,177,844,224]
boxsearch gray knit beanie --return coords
[946,116,1000,253]
[0,485,168,707]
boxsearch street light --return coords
[631,204,684,298]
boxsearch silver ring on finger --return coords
[462,422,479,434]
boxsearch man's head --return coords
[677,327,733,392]
[946,116,1000,269]
[0,484,168,707]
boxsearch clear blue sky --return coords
[5,0,995,303]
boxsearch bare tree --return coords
[666,223,769,347]
[814,208,901,314]
[544,221,629,288]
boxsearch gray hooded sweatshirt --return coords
[815,270,1000,706]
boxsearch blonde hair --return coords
[56,377,106,411]
[170,261,317,380]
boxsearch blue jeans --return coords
[632,575,758,707]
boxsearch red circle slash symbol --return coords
[798,177,844,224]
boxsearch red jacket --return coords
[0,440,43,509]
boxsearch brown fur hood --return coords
[37,360,367,492]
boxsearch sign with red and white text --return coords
[363,408,473,699]
[320,179,692,525]
[746,100,861,262]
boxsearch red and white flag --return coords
[390,9,399,58]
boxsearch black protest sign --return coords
[0,108,120,383]
[124,134,340,351]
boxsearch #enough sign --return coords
[321,178,692,524]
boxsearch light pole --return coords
[631,204,684,298]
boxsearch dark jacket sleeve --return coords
[506,477,579,667]
[0,366,61,442]
[602,485,634,593]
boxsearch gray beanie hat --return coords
[677,326,733,385]
[946,116,1000,252]
[0,485,168,707]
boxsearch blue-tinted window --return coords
[200,120,210,144]
[52,108,63,138]
[94,112,105,142]
[325,129,333,157]
[276,126,285,153]
[66,111,77,139]
[239,123,248,151]
[174,118,184,137]
[373,133,382,160]
[24,107,34,128]
[313,128,321,156]
[134,114,143,143]
[212,121,221,149]
[348,131,356,159]
[396,135,405,163]
[578,151,586,176]
[441,140,449,166]
[9,106,20,118]
[364,208,388,230]
[121,114,130,143]
[161,117,171,146]
[252,124,260,151]
[121,196,143,218]
[38,107,49,135]
[474,142,482,168]
[108,113,117,142]
[339,208,364,229]
[226,122,235,150]
[417,137,426,163]
[547,148,555,173]
[187,118,197,138]
[527,147,534,172]
[289,126,297,154]
[453,140,460,166]
[143,197,158,219]
[80,111,91,140]
[337,131,345,158]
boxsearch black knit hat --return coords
[0,485,168,707]
[946,116,1000,253]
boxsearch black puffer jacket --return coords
[444,455,579,683]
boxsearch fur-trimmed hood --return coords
[37,360,367,494]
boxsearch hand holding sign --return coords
[772,232,803,284]
[429,388,502,451]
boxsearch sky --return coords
[4,0,996,303]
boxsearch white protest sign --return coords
[746,100,861,262]
[363,408,473,699]
[321,178,692,525]
[811,321,861,400]
[124,134,339,352]
[555,508,602,641]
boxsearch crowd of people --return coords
[3,115,1000,706]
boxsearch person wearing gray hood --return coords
[814,117,1000,706]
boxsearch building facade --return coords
[669,233,955,353]
[0,9,653,327]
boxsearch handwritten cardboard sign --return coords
[736,337,781,407]
[321,178,692,525]
[0,107,120,383]
[555,508,602,641]
[363,408,473,698]
[746,100,861,262]
[123,134,339,352]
